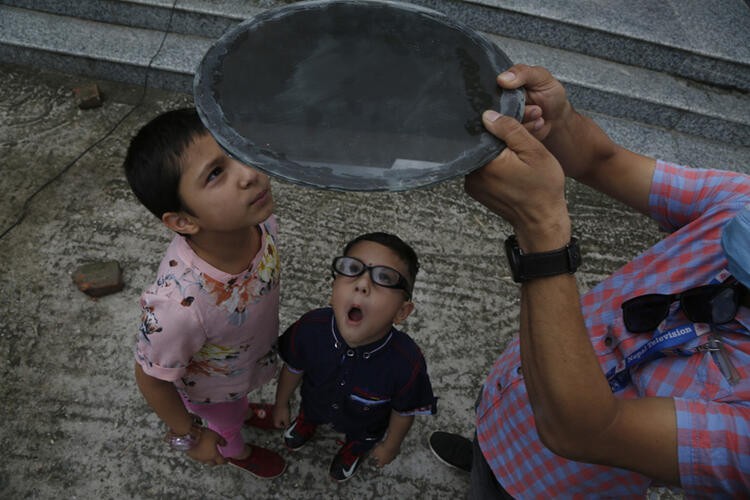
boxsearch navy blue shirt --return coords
[279,307,437,440]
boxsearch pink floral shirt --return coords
[135,217,280,403]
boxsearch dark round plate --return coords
[194,0,524,191]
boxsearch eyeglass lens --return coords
[333,256,404,288]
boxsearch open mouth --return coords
[348,306,363,322]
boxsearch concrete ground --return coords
[3,61,746,499]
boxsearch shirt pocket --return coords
[696,349,738,401]
[345,393,392,420]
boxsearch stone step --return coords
[494,33,750,149]
[5,0,748,91]
[407,0,750,92]
[588,110,750,177]
[0,2,747,147]
[0,0,259,39]
[0,4,210,92]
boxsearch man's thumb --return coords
[481,110,538,153]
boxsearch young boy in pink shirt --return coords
[124,108,285,479]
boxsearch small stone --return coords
[72,261,124,297]
[72,83,102,109]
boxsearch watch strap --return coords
[507,235,581,282]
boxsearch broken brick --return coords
[72,83,103,109]
[72,261,124,298]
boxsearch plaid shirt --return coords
[476,161,750,498]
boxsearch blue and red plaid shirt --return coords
[476,161,750,497]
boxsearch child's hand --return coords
[273,403,290,429]
[186,428,227,465]
[370,442,400,468]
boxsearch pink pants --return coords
[182,396,248,458]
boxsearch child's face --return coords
[330,240,414,348]
[176,133,273,233]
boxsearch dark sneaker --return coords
[244,402,276,430]
[428,431,472,472]
[283,412,317,451]
[227,444,287,479]
[329,440,367,482]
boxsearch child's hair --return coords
[343,232,420,286]
[123,107,208,218]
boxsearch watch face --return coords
[194,0,524,191]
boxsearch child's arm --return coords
[273,364,303,429]
[371,411,414,467]
[134,363,226,465]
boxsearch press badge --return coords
[607,322,710,392]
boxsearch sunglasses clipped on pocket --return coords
[621,279,745,333]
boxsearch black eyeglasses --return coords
[331,256,412,298]
[621,279,745,333]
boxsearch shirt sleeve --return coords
[649,160,750,233]
[391,347,437,416]
[134,289,206,382]
[675,397,750,495]
[278,317,306,373]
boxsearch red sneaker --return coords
[227,445,287,479]
[244,403,276,430]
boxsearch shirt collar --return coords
[329,310,394,358]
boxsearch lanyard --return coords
[606,322,711,392]
[607,270,736,393]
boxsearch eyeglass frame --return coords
[330,255,413,299]
[620,277,745,333]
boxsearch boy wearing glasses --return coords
[272,232,437,482]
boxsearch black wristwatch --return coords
[505,234,581,283]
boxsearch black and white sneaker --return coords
[329,440,366,482]
[283,411,317,451]
[428,431,472,472]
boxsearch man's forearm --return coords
[469,76,679,485]
[519,275,618,456]
[542,106,655,215]
[542,103,616,181]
